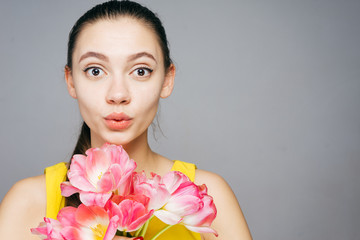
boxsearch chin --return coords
[102,133,140,147]
[91,128,146,148]
[104,138,131,146]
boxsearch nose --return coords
[105,76,131,105]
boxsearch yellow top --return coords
[44,160,201,240]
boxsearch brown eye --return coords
[137,69,145,76]
[84,67,104,77]
[132,67,153,78]
[92,68,100,76]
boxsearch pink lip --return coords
[104,112,132,130]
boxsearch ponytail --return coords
[65,121,91,207]
[70,121,91,157]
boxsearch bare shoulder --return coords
[195,169,252,240]
[0,175,46,239]
[1,175,46,202]
[194,169,239,211]
[194,169,229,189]
[195,169,237,203]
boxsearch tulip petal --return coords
[68,155,96,192]
[31,217,64,239]
[133,172,170,210]
[75,204,109,228]
[61,226,95,240]
[127,209,154,231]
[163,171,190,194]
[116,173,134,196]
[97,169,116,193]
[79,191,112,207]
[57,207,78,227]
[86,149,110,186]
[60,226,82,240]
[182,195,217,227]
[172,182,200,198]
[103,215,119,240]
[60,182,80,197]
[108,199,154,232]
[184,225,218,236]
[165,195,202,216]
[154,209,182,225]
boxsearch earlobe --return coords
[65,66,77,99]
[160,64,175,99]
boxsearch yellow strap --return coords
[171,160,197,182]
[45,162,67,219]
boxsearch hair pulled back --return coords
[67,0,172,70]
[65,0,172,207]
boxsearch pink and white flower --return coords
[61,143,136,207]
[31,204,119,240]
[106,198,154,232]
[182,192,218,236]
[154,173,204,225]
[162,171,190,194]
[31,217,63,240]
[133,172,170,210]
[59,205,118,240]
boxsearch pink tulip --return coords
[31,217,64,240]
[61,143,136,207]
[154,179,204,225]
[182,193,218,236]
[133,172,170,210]
[59,205,118,240]
[106,198,154,232]
[162,171,190,194]
[116,171,135,196]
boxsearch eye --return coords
[84,67,105,77]
[131,67,153,78]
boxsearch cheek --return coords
[138,91,160,112]
[132,85,161,116]
[74,84,104,119]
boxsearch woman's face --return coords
[65,18,174,147]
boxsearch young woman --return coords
[0,1,252,239]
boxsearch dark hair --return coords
[66,0,172,70]
[65,0,172,207]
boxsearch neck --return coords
[90,130,158,173]
[122,131,157,172]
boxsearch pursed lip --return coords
[105,112,132,121]
[104,112,133,130]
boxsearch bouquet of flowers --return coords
[31,143,218,239]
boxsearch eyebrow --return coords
[78,51,157,64]
[128,52,157,63]
[79,51,109,63]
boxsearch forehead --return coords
[73,17,163,63]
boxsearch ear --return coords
[65,66,77,99]
[160,64,175,99]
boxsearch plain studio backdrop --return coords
[0,0,359,239]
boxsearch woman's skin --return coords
[0,17,252,240]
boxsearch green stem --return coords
[149,225,175,240]
[139,215,154,237]
[139,219,150,237]
[134,224,144,237]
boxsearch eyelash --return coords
[82,66,153,78]
[83,66,105,77]
[132,66,153,77]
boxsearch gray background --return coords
[0,0,359,239]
